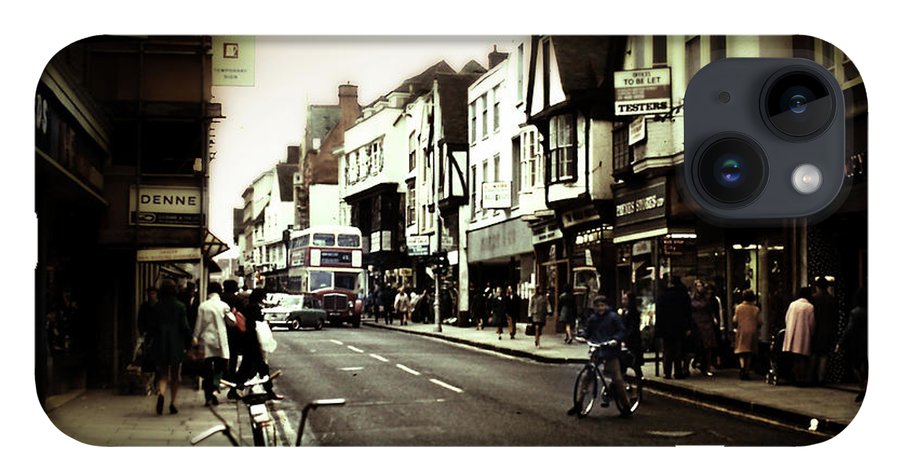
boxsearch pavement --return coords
[42,318,865,447]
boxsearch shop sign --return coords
[441,234,454,250]
[614,68,672,116]
[482,181,511,209]
[212,36,256,86]
[407,235,430,257]
[399,268,413,277]
[532,223,563,245]
[129,185,203,227]
[615,178,667,228]
[632,240,653,256]
[628,116,646,145]
[370,231,382,253]
[137,247,201,262]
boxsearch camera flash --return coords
[792,164,822,194]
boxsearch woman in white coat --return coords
[782,286,815,385]
[192,281,231,406]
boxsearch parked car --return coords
[261,293,327,331]
[312,287,362,328]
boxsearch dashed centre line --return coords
[347,345,365,353]
[396,364,421,376]
[329,339,344,345]
[429,378,464,393]
[369,353,389,362]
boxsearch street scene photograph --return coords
[35,33,868,450]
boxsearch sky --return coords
[209,36,526,255]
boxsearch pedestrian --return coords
[655,275,692,379]
[621,291,644,378]
[137,286,159,393]
[221,279,246,395]
[383,284,396,325]
[506,285,520,339]
[470,286,484,330]
[688,280,719,376]
[148,279,191,415]
[179,280,200,331]
[233,288,283,400]
[810,277,838,385]
[782,286,816,386]
[558,284,576,344]
[192,281,231,406]
[732,290,761,380]
[374,284,384,323]
[491,286,508,340]
[835,287,867,402]
[530,286,550,347]
[394,287,411,326]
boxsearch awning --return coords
[202,229,230,259]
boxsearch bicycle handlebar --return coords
[220,369,283,389]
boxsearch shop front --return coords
[613,176,696,330]
[468,218,535,326]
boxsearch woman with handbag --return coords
[148,279,192,415]
[233,288,283,400]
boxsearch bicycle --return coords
[191,371,283,446]
[572,339,643,417]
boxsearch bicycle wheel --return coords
[251,422,277,446]
[573,365,598,416]
[615,365,643,416]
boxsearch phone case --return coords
[36,35,866,447]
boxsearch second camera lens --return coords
[696,136,768,206]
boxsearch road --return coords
[264,325,828,446]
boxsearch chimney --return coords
[488,45,508,69]
[287,145,300,164]
[338,83,361,125]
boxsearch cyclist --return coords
[567,295,632,417]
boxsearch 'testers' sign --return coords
[614,68,672,116]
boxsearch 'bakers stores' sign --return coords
[614,178,667,228]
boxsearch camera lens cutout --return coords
[696,135,768,206]
[763,68,835,138]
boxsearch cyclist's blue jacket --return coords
[584,309,626,359]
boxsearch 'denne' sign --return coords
[129,185,202,227]
[614,68,672,116]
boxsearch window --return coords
[469,104,477,144]
[407,184,416,226]
[612,123,631,174]
[710,36,727,62]
[633,36,645,68]
[493,84,502,132]
[313,233,335,246]
[686,36,701,80]
[549,114,575,181]
[493,154,501,182]
[517,43,525,103]
[480,94,488,138]
[652,35,667,66]
[481,160,488,212]
[409,133,416,171]
[512,136,521,207]
[370,141,382,174]
[470,164,477,219]
[338,234,360,247]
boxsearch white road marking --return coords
[369,353,389,362]
[428,378,464,393]
[329,339,343,345]
[339,366,365,371]
[395,364,421,376]
[347,345,365,353]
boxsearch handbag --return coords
[525,323,535,336]
[256,320,278,354]
[186,343,205,362]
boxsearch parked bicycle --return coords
[572,339,643,417]
[191,371,283,446]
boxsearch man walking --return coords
[810,277,837,385]
[192,282,231,406]
[655,275,693,379]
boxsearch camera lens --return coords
[696,136,768,206]
[764,69,834,138]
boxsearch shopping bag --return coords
[256,321,278,354]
